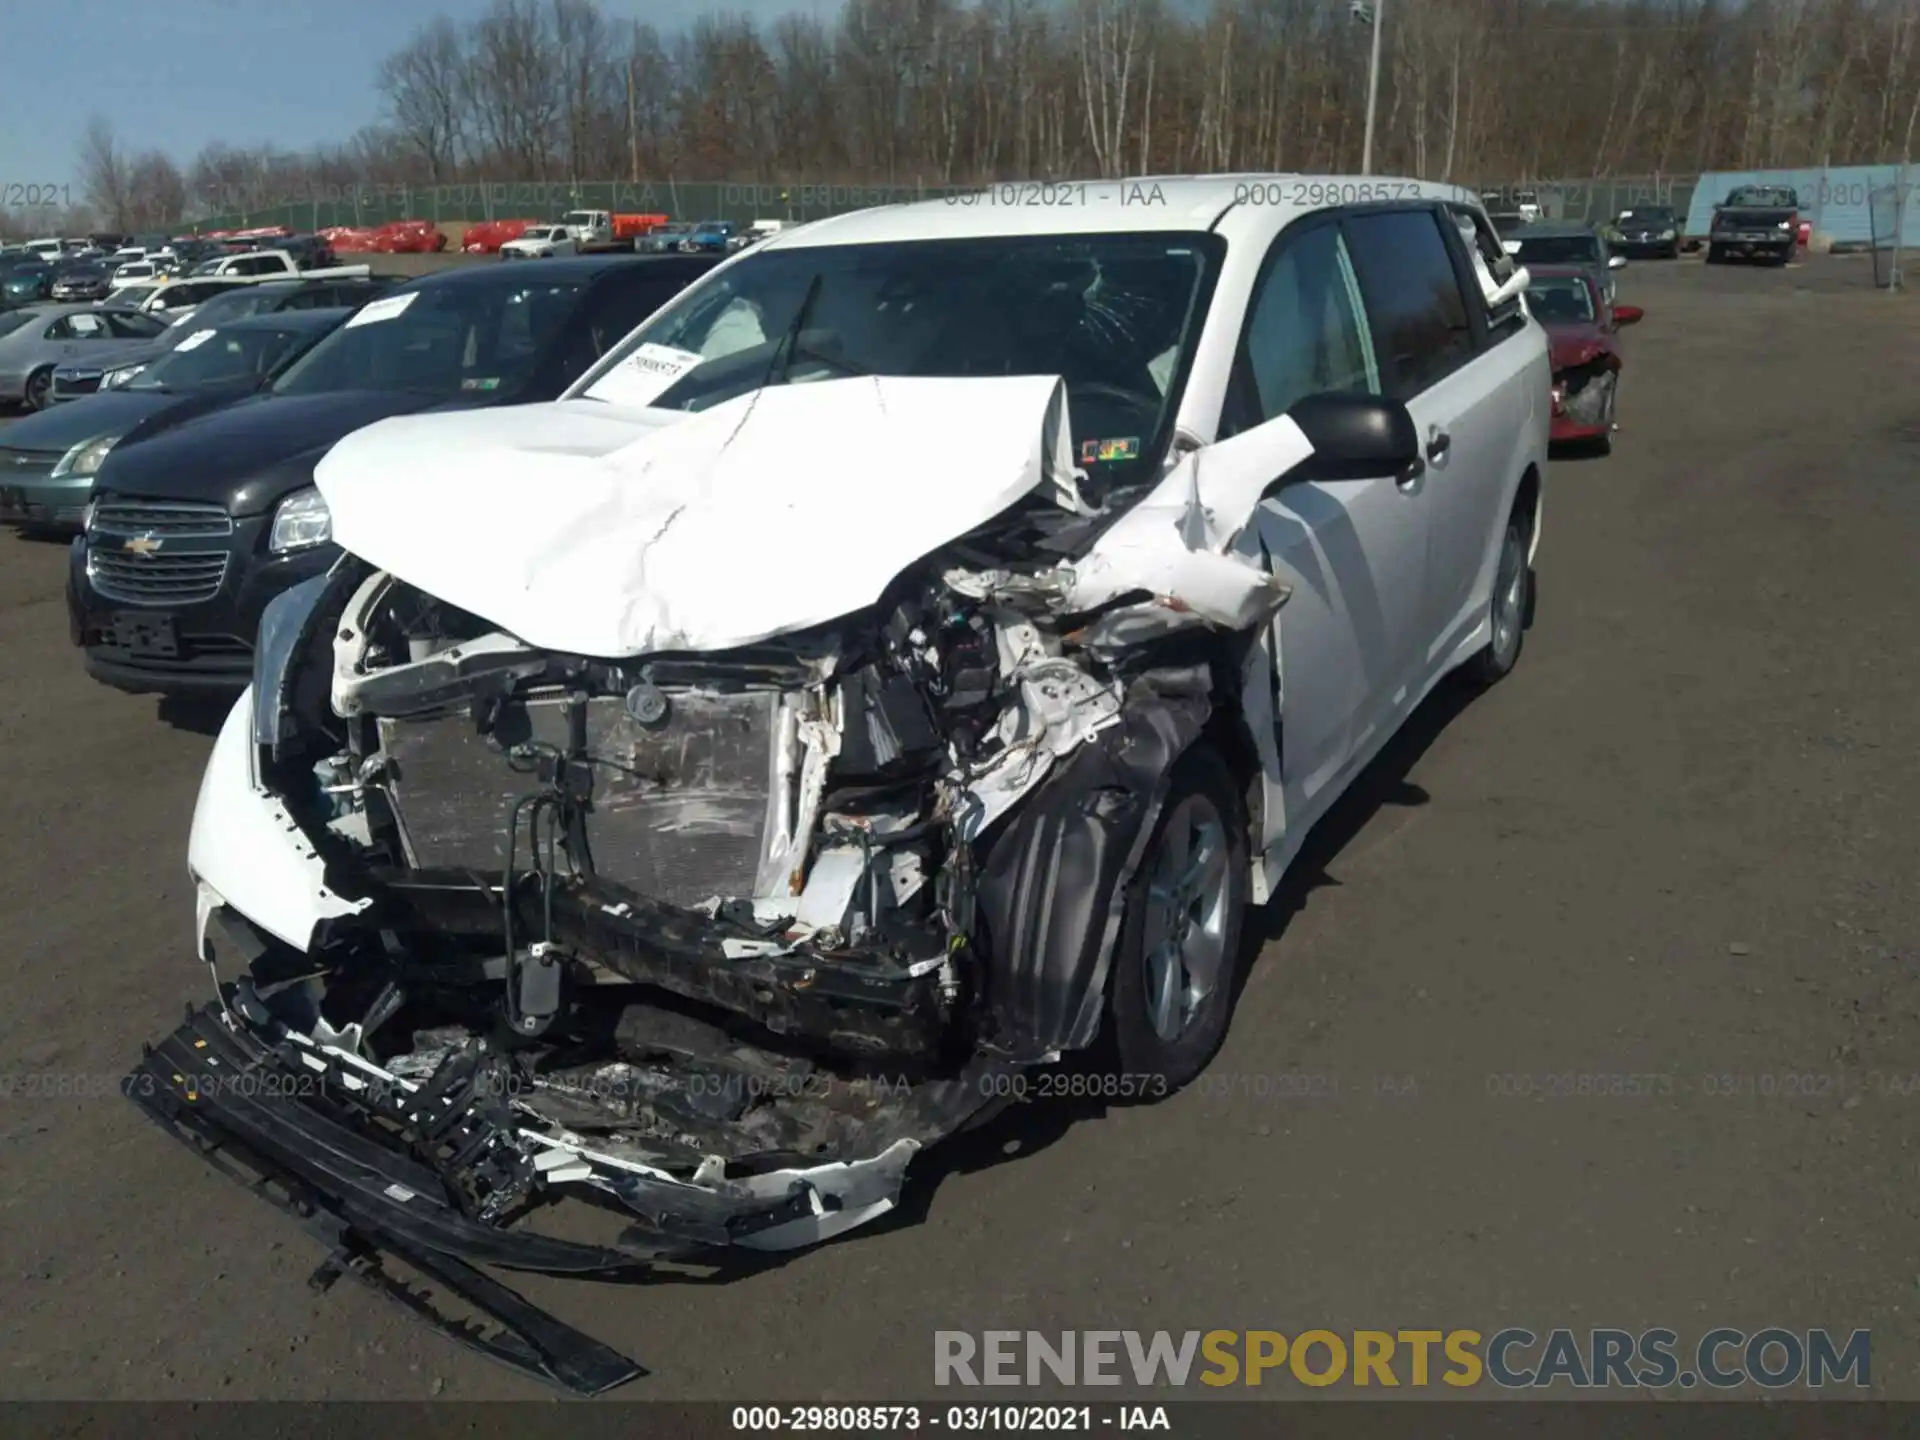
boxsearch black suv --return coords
[50,276,396,401]
[70,254,718,697]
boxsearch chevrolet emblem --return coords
[121,533,162,557]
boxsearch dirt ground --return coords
[0,252,1916,1402]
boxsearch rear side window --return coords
[1341,208,1476,398]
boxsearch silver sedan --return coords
[0,304,171,411]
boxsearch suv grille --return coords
[87,499,233,606]
[91,499,234,539]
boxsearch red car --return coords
[1525,264,1643,453]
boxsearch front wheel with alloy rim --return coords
[1105,744,1250,1093]
[1465,515,1533,685]
[24,366,53,411]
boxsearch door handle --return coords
[1426,426,1451,461]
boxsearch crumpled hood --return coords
[316,375,1086,658]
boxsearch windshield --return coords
[574,232,1219,479]
[1726,187,1795,207]
[272,279,583,399]
[1526,275,1596,324]
[1513,235,1601,265]
[171,287,281,330]
[113,284,159,306]
[129,322,319,392]
[1620,209,1673,225]
[0,311,35,338]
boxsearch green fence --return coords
[190,172,1704,236]
[1478,175,1700,227]
[191,179,982,233]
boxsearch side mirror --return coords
[1285,392,1422,483]
[1608,253,1627,270]
[1613,304,1643,326]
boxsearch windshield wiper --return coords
[764,272,823,388]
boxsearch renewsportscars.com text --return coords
[933,1328,1870,1389]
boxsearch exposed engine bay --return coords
[233,517,1245,1168]
[135,373,1300,1391]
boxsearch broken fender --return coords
[1065,419,1311,627]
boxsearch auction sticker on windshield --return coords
[174,329,216,352]
[583,342,701,407]
[345,291,419,328]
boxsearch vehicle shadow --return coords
[6,524,79,545]
[156,694,233,735]
[1548,438,1612,462]
[882,669,1494,1234]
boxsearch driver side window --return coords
[1226,221,1378,436]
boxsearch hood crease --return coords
[316,374,1087,658]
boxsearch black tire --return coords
[1465,511,1533,686]
[1705,244,1721,264]
[23,366,53,411]
[1105,743,1250,1094]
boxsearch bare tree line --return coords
[9,0,1920,237]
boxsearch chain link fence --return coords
[1868,174,1913,288]
[193,173,1715,236]
[1476,175,1699,227]
[190,178,983,234]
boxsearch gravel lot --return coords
[1,252,1916,1401]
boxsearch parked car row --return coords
[0,256,720,698]
[478,214,789,258]
[1478,182,1812,265]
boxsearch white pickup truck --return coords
[558,210,615,248]
[500,224,580,260]
[189,248,372,281]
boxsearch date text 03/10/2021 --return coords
[731,1406,1172,1431]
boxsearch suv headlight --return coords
[1660,228,1676,239]
[268,486,331,554]
[102,363,144,389]
[1777,219,1792,230]
[52,434,119,478]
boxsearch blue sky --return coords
[0,0,826,202]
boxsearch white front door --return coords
[1214,215,1432,851]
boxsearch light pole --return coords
[1354,0,1386,176]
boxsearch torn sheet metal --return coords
[953,652,1124,841]
[1065,422,1311,627]
[315,375,1091,659]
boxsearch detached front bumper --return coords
[128,992,960,1394]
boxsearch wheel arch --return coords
[1512,460,1543,563]
[971,668,1218,1063]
